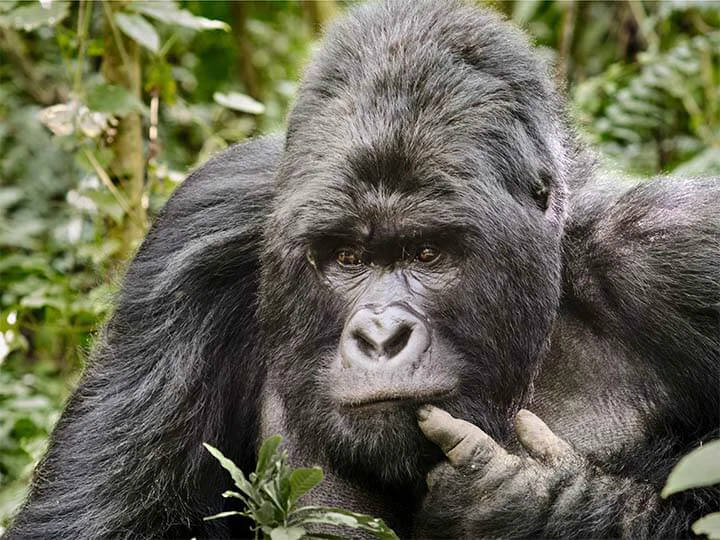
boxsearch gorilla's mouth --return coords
[335,386,454,409]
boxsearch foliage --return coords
[204,436,398,540]
[0,365,71,523]
[499,0,720,176]
[663,440,720,539]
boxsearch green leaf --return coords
[289,467,323,504]
[0,2,17,14]
[131,1,229,31]
[213,92,266,115]
[294,507,399,540]
[511,0,542,25]
[254,500,279,525]
[693,512,720,539]
[87,83,146,117]
[256,435,283,476]
[0,1,69,31]
[204,510,242,522]
[269,526,306,540]
[113,12,160,54]
[663,440,720,497]
[0,188,24,209]
[203,443,253,495]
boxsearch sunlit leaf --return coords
[692,512,720,539]
[256,435,283,476]
[269,526,306,540]
[0,1,68,31]
[203,443,253,495]
[663,440,720,497]
[131,1,229,31]
[289,467,323,503]
[293,507,399,540]
[204,510,242,522]
[0,188,24,209]
[114,12,160,54]
[214,92,265,115]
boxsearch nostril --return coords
[383,324,412,359]
[352,331,377,358]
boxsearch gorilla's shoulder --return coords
[133,136,283,273]
[168,135,283,209]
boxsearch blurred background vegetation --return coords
[0,0,718,529]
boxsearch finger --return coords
[417,405,506,467]
[515,409,574,464]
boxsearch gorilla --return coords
[8,1,719,538]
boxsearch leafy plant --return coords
[663,439,720,538]
[204,436,398,540]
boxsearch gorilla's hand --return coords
[414,405,587,538]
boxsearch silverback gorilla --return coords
[8,1,720,538]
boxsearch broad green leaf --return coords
[131,1,229,31]
[289,467,323,503]
[0,1,68,31]
[214,92,266,115]
[663,440,720,497]
[256,435,283,476]
[254,500,279,525]
[269,526,306,540]
[87,84,146,117]
[203,443,253,495]
[259,477,284,513]
[114,12,160,54]
[294,507,399,540]
[693,512,720,539]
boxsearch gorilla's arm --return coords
[416,406,719,539]
[417,177,720,538]
[6,137,281,539]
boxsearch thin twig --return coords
[83,149,146,230]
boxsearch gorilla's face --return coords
[259,1,567,485]
[260,144,562,484]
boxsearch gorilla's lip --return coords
[336,387,454,409]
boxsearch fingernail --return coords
[416,405,433,421]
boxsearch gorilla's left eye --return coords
[416,246,441,264]
[336,248,363,267]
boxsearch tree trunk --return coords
[101,1,146,259]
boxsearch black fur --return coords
[7,1,719,538]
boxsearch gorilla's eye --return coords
[416,246,441,264]
[336,248,363,267]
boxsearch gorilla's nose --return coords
[340,304,431,368]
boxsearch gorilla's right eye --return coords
[336,248,363,267]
